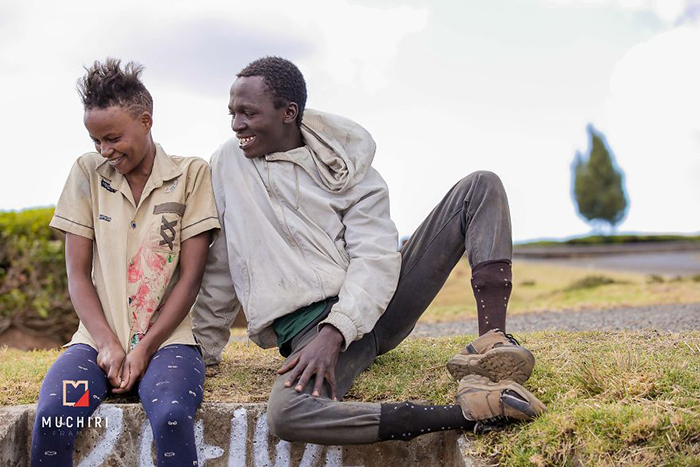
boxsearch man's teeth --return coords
[239,136,255,145]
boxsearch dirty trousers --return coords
[266,171,513,444]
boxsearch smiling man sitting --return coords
[192,56,545,444]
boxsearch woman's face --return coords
[84,105,152,176]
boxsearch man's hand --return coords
[112,345,152,394]
[96,340,127,389]
[277,325,344,401]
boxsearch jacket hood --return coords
[265,109,376,193]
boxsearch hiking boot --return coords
[446,329,535,384]
[457,375,546,434]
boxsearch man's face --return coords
[84,106,152,175]
[228,76,290,159]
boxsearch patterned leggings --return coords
[31,343,205,466]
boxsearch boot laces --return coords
[504,333,520,346]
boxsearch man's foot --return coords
[446,329,535,384]
[457,375,546,434]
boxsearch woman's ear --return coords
[140,111,153,132]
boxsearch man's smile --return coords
[237,135,256,149]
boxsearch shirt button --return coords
[129,259,134,266]
[130,221,137,229]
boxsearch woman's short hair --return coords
[77,58,153,117]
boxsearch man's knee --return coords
[459,170,505,194]
[267,385,317,442]
[451,171,509,212]
[267,386,297,441]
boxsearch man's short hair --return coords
[237,56,307,127]
[77,58,154,117]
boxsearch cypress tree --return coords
[572,125,628,231]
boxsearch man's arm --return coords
[191,227,242,365]
[320,168,402,346]
[278,168,401,397]
[190,150,243,365]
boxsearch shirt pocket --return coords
[151,202,186,254]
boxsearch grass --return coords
[421,259,700,323]
[2,261,699,464]
[2,331,700,465]
[0,348,61,406]
[467,331,700,466]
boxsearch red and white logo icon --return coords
[62,380,89,407]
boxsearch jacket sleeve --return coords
[191,151,242,365]
[319,168,401,350]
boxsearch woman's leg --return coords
[139,344,205,466]
[31,344,109,466]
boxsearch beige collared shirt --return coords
[50,143,220,353]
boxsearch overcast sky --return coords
[1,0,698,241]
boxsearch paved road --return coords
[229,303,700,342]
[409,302,700,338]
[518,251,700,276]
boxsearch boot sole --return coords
[447,346,535,385]
[457,375,546,421]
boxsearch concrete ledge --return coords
[0,406,28,467]
[1,403,478,466]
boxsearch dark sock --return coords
[471,259,512,334]
[377,402,476,441]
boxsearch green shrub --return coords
[565,275,619,291]
[647,275,665,284]
[0,208,77,341]
[0,208,58,242]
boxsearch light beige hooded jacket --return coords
[192,109,401,364]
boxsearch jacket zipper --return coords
[265,159,326,297]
